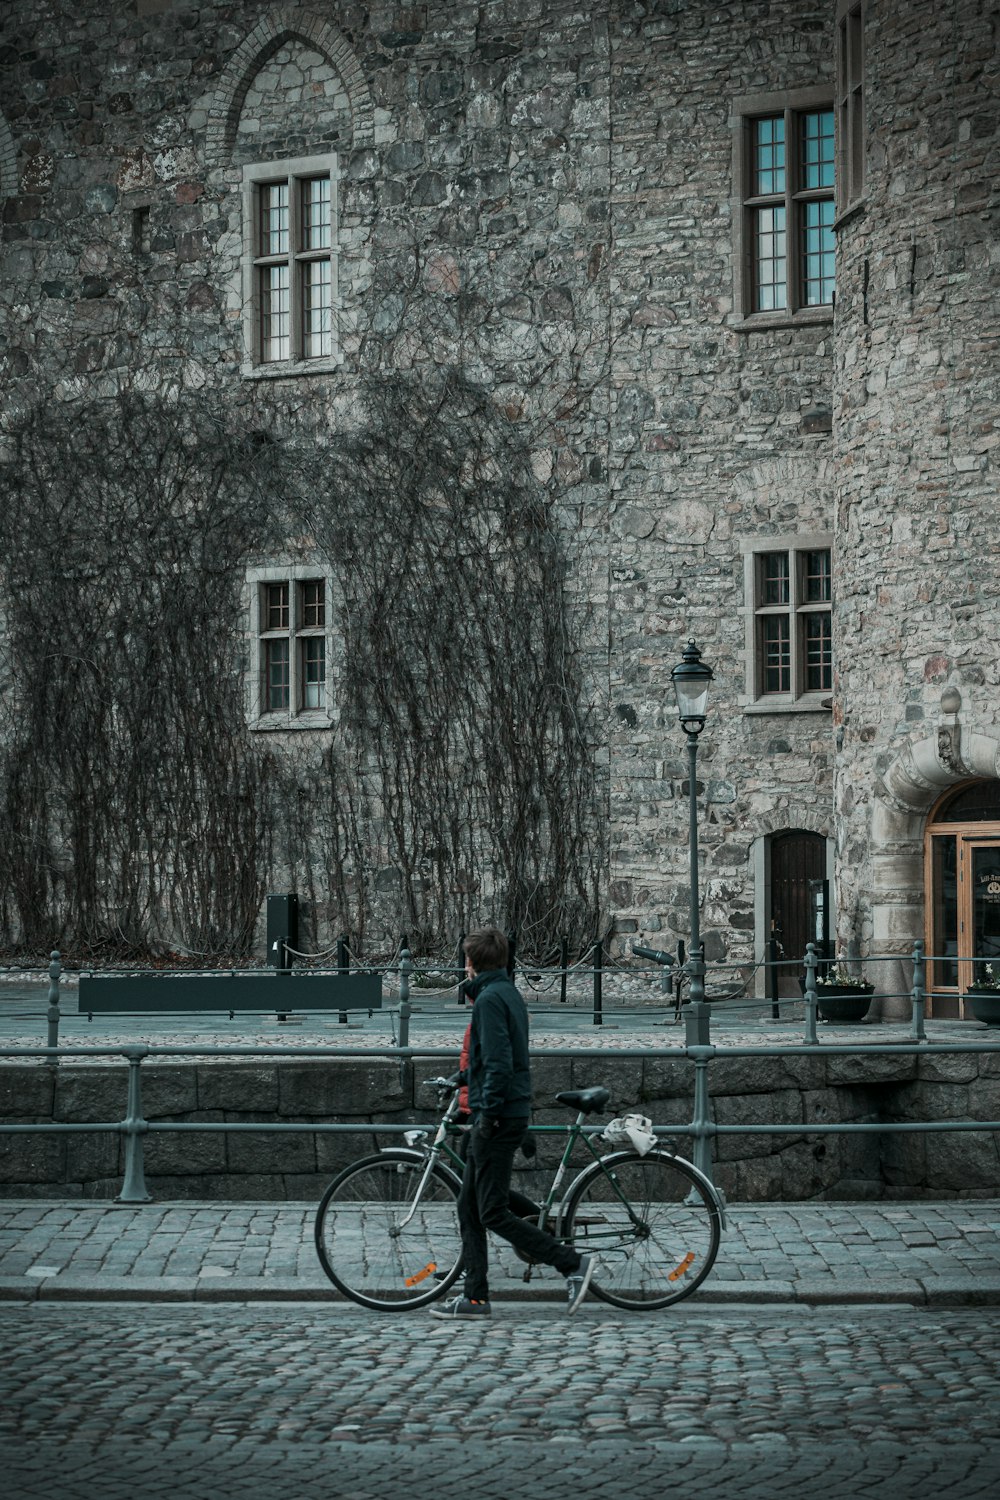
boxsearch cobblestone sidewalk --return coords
[1,1197,998,1305]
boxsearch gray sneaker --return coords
[565,1254,597,1315]
[429,1296,491,1319]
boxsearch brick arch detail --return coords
[205,6,374,165]
[0,116,17,200]
[751,809,832,842]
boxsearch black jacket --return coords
[465,968,532,1119]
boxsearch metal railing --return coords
[4,941,999,1203]
[14,937,968,1051]
[1,1025,999,1202]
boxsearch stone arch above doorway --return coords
[870,691,1000,1016]
[205,6,375,166]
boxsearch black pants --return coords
[459,1116,581,1302]
[456,1128,540,1221]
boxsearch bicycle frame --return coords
[401,1086,689,1242]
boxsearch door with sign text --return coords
[970,844,1000,988]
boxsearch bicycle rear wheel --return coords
[562,1148,722,1310]
[314,1149,464,1310]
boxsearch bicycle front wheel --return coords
[562,1148,722,1310]
[314,1149,464,1310]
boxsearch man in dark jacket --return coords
[430,926,597,1318]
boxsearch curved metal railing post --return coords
[911,939,927,1041]
[117,1046,152,1203]
[398,947,413,1051]
[688,1046,716,1186]
[45,950,61,1068]
[803,942,819,1046]
[592,937,603,1026]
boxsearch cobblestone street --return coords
[3,1303,999,1499]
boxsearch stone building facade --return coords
[0,1,997,1016]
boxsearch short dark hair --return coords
[463,926,509,974]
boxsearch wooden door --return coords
[770,831,826,993]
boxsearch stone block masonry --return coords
[1,1,998,1004]
[0,1053,997,1202]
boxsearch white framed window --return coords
[740,536,833,711]
[836,1,866,216]
[249,569,333,727]
[241,155,340,376]
[732,88,835,327]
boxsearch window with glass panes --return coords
[258,578,328,716]
[754,547,832,700]
[244,156,337,368]
[836,2,866,212]
[741,104,835,316]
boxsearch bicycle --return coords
[314,1077,726,1312]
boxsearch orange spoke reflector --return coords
[668,1251,695,1283]
[405,1262,437,1287]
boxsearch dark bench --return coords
[78,970,382,1018]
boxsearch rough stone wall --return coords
[832,0,1000,958]
[0,1,996,975]
[605,4,836,964]
[0,0,614,955]
[1,1052,997,1202]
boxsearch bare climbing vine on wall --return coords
[0,236,610,960]
[286,368,604,956]
[274,238,611,957]
[0,387,284,958]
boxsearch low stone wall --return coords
[1,1051,998,1202]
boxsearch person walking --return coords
[430,925,597,1319]
[454,980,542,1224]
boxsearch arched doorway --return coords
[925,779,1000,1017]
[770,830,828,994]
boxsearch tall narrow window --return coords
[263,581,290,710]
[255,575,330,722]
[742,539,833,707]
[242,155,339,372]
[733,90,836,323]
[836,2,866,212]
[299,580,327,711]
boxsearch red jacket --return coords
[459,1020,471,1116]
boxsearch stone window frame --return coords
[730,86,836,331]
[241,153,341,380]
[835,0,867,222]
[247,564,335,732]
[739,533,834,714]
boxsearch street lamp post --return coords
[671,640,714,1047]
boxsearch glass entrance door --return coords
[924,781,1000,1016]
[970,844,1000,988]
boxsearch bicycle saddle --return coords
[554,1087,610,1114]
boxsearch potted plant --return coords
[801,961,875,1023]
[965,963,1000,1027]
